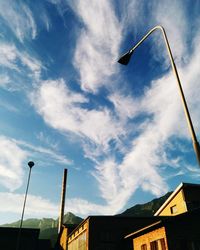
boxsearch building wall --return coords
[158,190,186,216]
[0,227,40,250]
[184,186,200,211]
[133,227,168,250]
[165,214,200,250]
[66,217,159,250]
[60,227,67,250]
[67,220,88,250]
[88,217,159,250]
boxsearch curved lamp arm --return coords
[118,25,200,165]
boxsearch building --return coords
[62,216,160,250]
[56,224,78,250]
[154,182,200,216]
[57,182,200,250]
[125,207,200,250]
[0,227,40,250]
[0,227,53,250]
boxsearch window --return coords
[150,241,158,250]
[150,238,166,250]
[160,238,166,250]
[170,205,177,214]
[141,243,147,250]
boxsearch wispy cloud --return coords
[65,197,116,216]
[0,192,114,219]
[30,25,200,214]
[1,0,200,219]
[0,1,37,42]
[14,138,72,166]
[32,79,123,153]
[0,98,19,113]
[25,0,200,217]
[0,74,10,88]
[36,132,59,150]
[0,42,42,90]
[0,135,72,192]
[95,7,200,212]
[0,43,18,70]
[0,192,58,218]
[151,0,189,66]
[70,0,122,93]
[0,136,27,191]
[109,92,141,121]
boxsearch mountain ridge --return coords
[2,212,83,230]
[2,192,173,228]
[119,191,172,217]
[1,192,172,245]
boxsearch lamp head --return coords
[28,161,34,168]
[118,50,133,65]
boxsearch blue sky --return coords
[0,0,200,224]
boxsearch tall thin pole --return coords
[118,25,200,165]
[16,161,34,250]
[58,168,68,234]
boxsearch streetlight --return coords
[16,161,35,250]
[118,25,200,166]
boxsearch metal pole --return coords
[119,25,200,165]
[16,161,34,250]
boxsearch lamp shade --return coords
[118,50,133,65]
[28,161,34,168]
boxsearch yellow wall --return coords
[158,190,187,216]
[60,227,68,250]
[133,227,168,250]
[68,220,89,250]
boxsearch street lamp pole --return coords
[118,25,200,165]
[16,161,35,250]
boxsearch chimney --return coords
[58,168,67,234]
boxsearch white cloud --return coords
[30,53,200,214]
[70,0,122,93]
[92,126,169,212]
[0,135,72,192]
[0,192,115,220]
[1,0,198,219]
[36,132,59,150]
[86,15,200,213]
[14,139,72,166]
[152,0,188,65]
[109,92,141,120]
[120,0,145,35]
[0,98,19,112]
[0,192,58,218]
[21,0,200,218]
[0,43,18,70]
[18,52,42,81]
[0,136,27,191]
[0,1,37,42]
[0,42,42,87]
[65,198,116,216]
[41,12,51,32]
[32,79,123,153]
[0,74,10,88]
